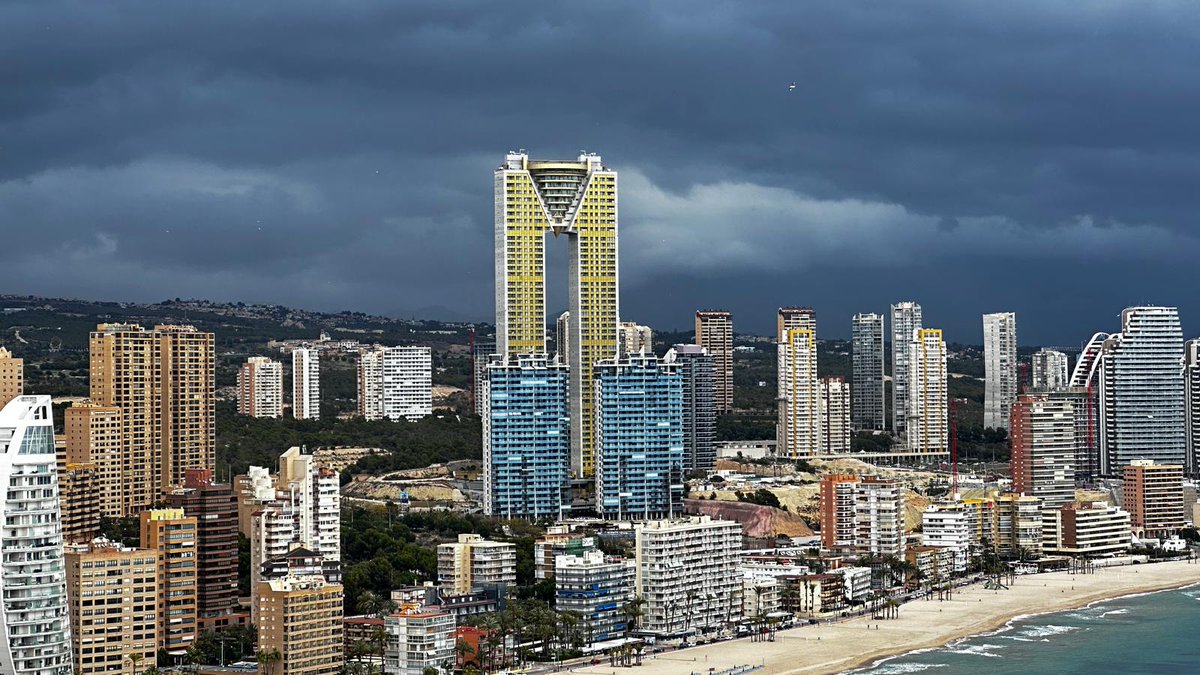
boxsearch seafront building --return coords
[437,534,517,594]
[594,352,684,520]
[1042,502,1131,556]
[90,322,215,503]
[256,575,344,675]
[634,517,743,636]
[238,356,284,418]
[777,307,819,458]
[292,347,321,420]
[1009,393,1076,509]
[907,328,949,455]
[1184,339,1200,475]
[695,310,734,414]
[995,494,1043,558]
[1032,349,1070,391]
[0,395,73,674]
[0,346,23,406]
[483,353,570,519]
[854,477,906,556]
[383,609,456,675]
[921,502,971,572]
[982,312,1018,431]
[555,550,634,644]
[670,344,717,473]
[851,313,885,431]
[1122,460,1185,537]
[65,539,158,675]
[494,151,619,477]
[890,302,923,435]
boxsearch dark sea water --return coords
[851,584,1200,674]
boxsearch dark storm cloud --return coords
[2,0,1200,343]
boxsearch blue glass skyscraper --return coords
[484,354,570,519]
[595,352,684,520]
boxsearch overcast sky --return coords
[3,1,1199,345]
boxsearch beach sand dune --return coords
[570,560,1200,675]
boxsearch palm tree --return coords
[622,595,646,636]
[127,653,145,675]
[454,639,476,671]
[256,648,282,675]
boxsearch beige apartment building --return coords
[90,323,215,507]
[66,540,158,675]
[58,460,101,543]
[695,311,733,414]
[256,575,344,675]
[1123,460,1185,537]
[436,534,517,594]
[141,509,199,659]
[64,402,126,516]
[238,356,284,418]
[0,346,23,405]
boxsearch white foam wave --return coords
[860,663,948,674]
[1019,624,1080,639]
[945,643,1005,658]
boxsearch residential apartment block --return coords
[238,356,284,418]
[634,517,743,636]
[695,310,734,414]
[851,313,885,431]
[437,534,517,594]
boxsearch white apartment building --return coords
[983,312,1018,431]
[890,302,923,435]
[436,534,516,594]
[854,478,906,556]
[292,347,320,420]
[922,502,971,572]
[819,377,851,455]
[1032,349,1070,391]
[358,346,433,421]
[741,575,782,617]
[907,328,949,455]
[0,396,73,674]
[851,313,885,431]
[634,516,743,636]
[618,322,654,357]
[383,610,456,675]
[238,356,284,418]
[1185,340,1200,475]
[830,566,873,604]
[1043,502,1131,556]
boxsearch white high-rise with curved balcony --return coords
[0,395,73,674]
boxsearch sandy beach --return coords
[569,560,1200,675]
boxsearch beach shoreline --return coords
[568,560,1200,675]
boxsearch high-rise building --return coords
[695,310,734,414]
[436,534,517,594]
[851,313,885,431]
[1184,339,1200,476]
[359,346,434,421]
[555,311,571,363]
[238,356,284,418]
[1031,349,1070,391]
[890,302,923,435]
[0,346,23,406]
[292,347,321,420]
[668,344,717,473]
[0,395,73,674]
[921,503,971,572]
[995,494,1043,558]
[57,460,100,544]
[90,323,215,497]
[64,402,125,516]
[1122,460,1185,537]
[983,312,1018,431]
[470,338,495,417]
[907,328,948,455]
[483,353,570,519]
[777,307,818,459]
[383,609,455,675]
[1009,393,1076,509]
[1098,307,1186,473]
[255,575,344,675]
[533,530,597,580]
[140,509,198,658]
[65,539,158,675]
[854,477,906,556]
[634,517,743,636]
[165,469,244,630]
[495,151,619,477]
[618,322,653,357]
[555,550,634,645]
[594,352,684,520]
[819,376,851,455]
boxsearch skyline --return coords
[5,2,1200,344]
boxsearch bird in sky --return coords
[788,82,797,91]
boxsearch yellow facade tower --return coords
[495,151,619,476]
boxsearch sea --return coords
[851,584,1200,675]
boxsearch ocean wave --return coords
[1019,624,1080,639]
[945,643,1005,658]
[858,663,948,674]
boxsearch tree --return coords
[127,653,145,675]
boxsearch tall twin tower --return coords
[494,151,619,476]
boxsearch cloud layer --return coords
[2,1,1199,343]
